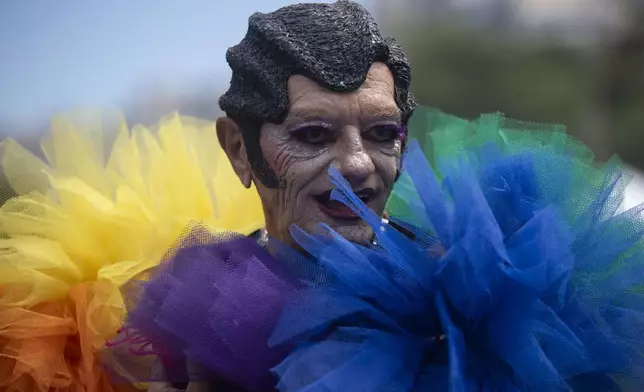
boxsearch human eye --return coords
[363,124,403,143]
[290,124,334,145]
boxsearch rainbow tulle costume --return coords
[105,107,644,391]
[0,112,264,391]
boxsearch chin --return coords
[295,206,381,246]
[325,221,374,245]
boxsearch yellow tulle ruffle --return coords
[0,112,264,391]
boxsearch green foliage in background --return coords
[388,21,644,168]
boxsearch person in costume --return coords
[100,1,644,391]
[1,1,643,391]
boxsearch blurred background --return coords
[0,0,642,168]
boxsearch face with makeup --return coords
[218,62,403,247]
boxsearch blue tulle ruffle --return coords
[269,140,644,391]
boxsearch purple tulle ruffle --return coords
[104,227,295,391]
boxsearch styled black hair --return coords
[219,0,416,188]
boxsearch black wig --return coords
[219,0,416,187]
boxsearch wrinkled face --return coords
[255,63,403,246]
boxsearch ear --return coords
[216,116,252,188]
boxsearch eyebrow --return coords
[364,113,401,123]
[361,106,401,123]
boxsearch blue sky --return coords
[0,0,371,125]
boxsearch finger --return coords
[147,382,184,392]
[186,382,211,392]
[185,361,211,391]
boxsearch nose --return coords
[334,128,376,186]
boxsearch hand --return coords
[147,362,211,391]
[146,382,210,392]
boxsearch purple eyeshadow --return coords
[397,124,408,142]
